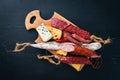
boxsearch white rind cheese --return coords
[36,23,52,42]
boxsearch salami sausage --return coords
[70,45,101,58]
[60,56,92,64]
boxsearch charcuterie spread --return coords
[13,10,111,71]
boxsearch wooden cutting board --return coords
[25,10,84,71]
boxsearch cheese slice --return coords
[70,64,85,71]
[56,50,67,56]
[36,23,52,42]
[46,25,62,40]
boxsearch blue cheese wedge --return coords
[36,23,52,42]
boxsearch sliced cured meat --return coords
[63,31,82,45]
[64,24,90,39]
[51,18,67,30]
[72,34,91,43]
[51,18,91,39]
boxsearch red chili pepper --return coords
[56,39,68,43]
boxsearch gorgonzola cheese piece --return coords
[36,23,52,42]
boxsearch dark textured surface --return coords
[0,0,120,80]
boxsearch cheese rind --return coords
[36,23,52,42]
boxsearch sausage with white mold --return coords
[30,42,101,58]
[30,42,75,52]
[14,41,101,58]
[82,42,102,51]
[30,42,102,52]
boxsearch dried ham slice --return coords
[51,18,91,40]
[51,18,67,30]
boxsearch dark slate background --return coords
[0,0,120,80]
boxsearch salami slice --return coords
[51,18,67,30]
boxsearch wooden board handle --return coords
[25,10,41,30]
[25,10,52,30]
